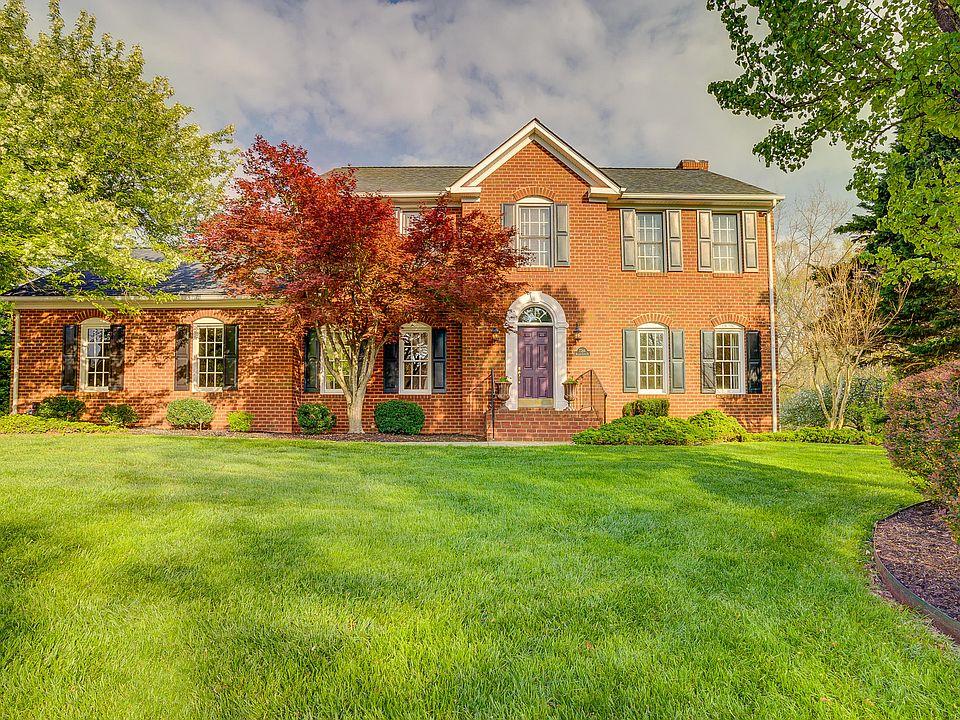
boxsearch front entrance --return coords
[518,326,553,407]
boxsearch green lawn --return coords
[0,436,957,719]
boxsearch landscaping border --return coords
[873,502,960,643]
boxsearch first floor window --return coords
[517,203,551,267]
[195,321,225,391]
[636,212,664,272]
[637,325,667,392]
[81,321,111,391]
[322,337,348,393]
[400,324,430,393]
[712,213,740,273]
[715,326,743,393]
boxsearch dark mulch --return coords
[874,502,960,622]
[129,428,484,443]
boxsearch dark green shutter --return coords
[553,203,570,267]
[700,330,716,394]
[383,341,399,394]
[431,328,447,393]
[666,209,683,271]
[742,211,759,271]
[622,328,638,392]
[61,324,79,391]
[747,330,762,394]
[697,210,713,272]
[174,324,190,390]
[621,209,636,271]
[669,329,685,393]
[304,329,321,392]
[223,324,239,390]
[108,324,125,391]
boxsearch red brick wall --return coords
[12,140,777,434]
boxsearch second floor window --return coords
[400,211,421,235]
[517,204,551,267]
[712,213,740,273]
[636,213,664,272]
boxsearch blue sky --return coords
[28,0,857,218]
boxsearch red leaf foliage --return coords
[196,137,523,342]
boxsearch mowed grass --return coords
[0,436,957,719]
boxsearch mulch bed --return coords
[874,501,960,623]
[129,428,484,443]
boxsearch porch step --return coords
[486,409,600,442]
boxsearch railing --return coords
[570,370,607,424]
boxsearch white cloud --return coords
[28,0,857,213]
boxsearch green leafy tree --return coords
[0,0,234,295]
[840,133,960,370]
[707,0,960,280]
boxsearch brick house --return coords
[4,119,783,440]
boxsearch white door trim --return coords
[504,291,568,410]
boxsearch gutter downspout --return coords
[10,310,19,414]
[766,205,780,431]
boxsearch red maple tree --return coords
[198,137,522,433]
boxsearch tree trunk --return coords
[346,389,365,434]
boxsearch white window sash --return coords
[399,326,431,395]
[193,322,225,392]
[636,328,668,394]
[714,328,745,394]
[516,204,552,267]
[80,322,111,392]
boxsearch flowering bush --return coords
[885,361,960,530]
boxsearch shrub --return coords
[0,414,120,434]
[296,403,336,434]
[35,395,86,421]
[101,403,138,428]
[227,411,255,433]
[573,415,710,446]
[622,397,670,418]
[780,377,887,431]
[166,398,214,429]
[885,362,960,527]
[688,409,747,442]
[374,400,425,435]
[747,427,879,445]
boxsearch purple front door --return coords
[518,326,553,400]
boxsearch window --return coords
[194,320,225,391]
[712,213,740,273]
[306,330,348,394]
[715,325,744,394]
[636,325,667,393]
[399,210,421,235]
[517,306,552,324]
[400,324,431,394]
[517,203,551,267]
[321,338,348,393]
[636,213,664,272]
[80,320,111,391]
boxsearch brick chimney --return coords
[676,159,709,171]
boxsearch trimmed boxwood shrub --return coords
[166,398,214,429]
[296,403,336,434]
[573,415,710,446]
[0,414,120,434]
[747,427,880,445]
[689,409,747,442]
[101,403,138,428]
[227,411,254,433]
[622,397,670,418]
[374,399,425,435]
[35,395,86,421]
[885,361,960,528]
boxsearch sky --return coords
[28,0,858,218]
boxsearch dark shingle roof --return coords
[328,165,777,196]
[2,249,226,298]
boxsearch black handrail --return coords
[571,370,607,424]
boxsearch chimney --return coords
[677,159,709,171]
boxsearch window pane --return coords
[320,339,348,392]
[712,214,739,273]
[518,206,551,267]
[715,331,742,391]
[197,325,224,389]
[636,330,665,391]
[85,327,111,389]
[517,306,552,324]
[636,213,664,272]
[401,330,429,391]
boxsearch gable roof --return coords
[327,118,780,200]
